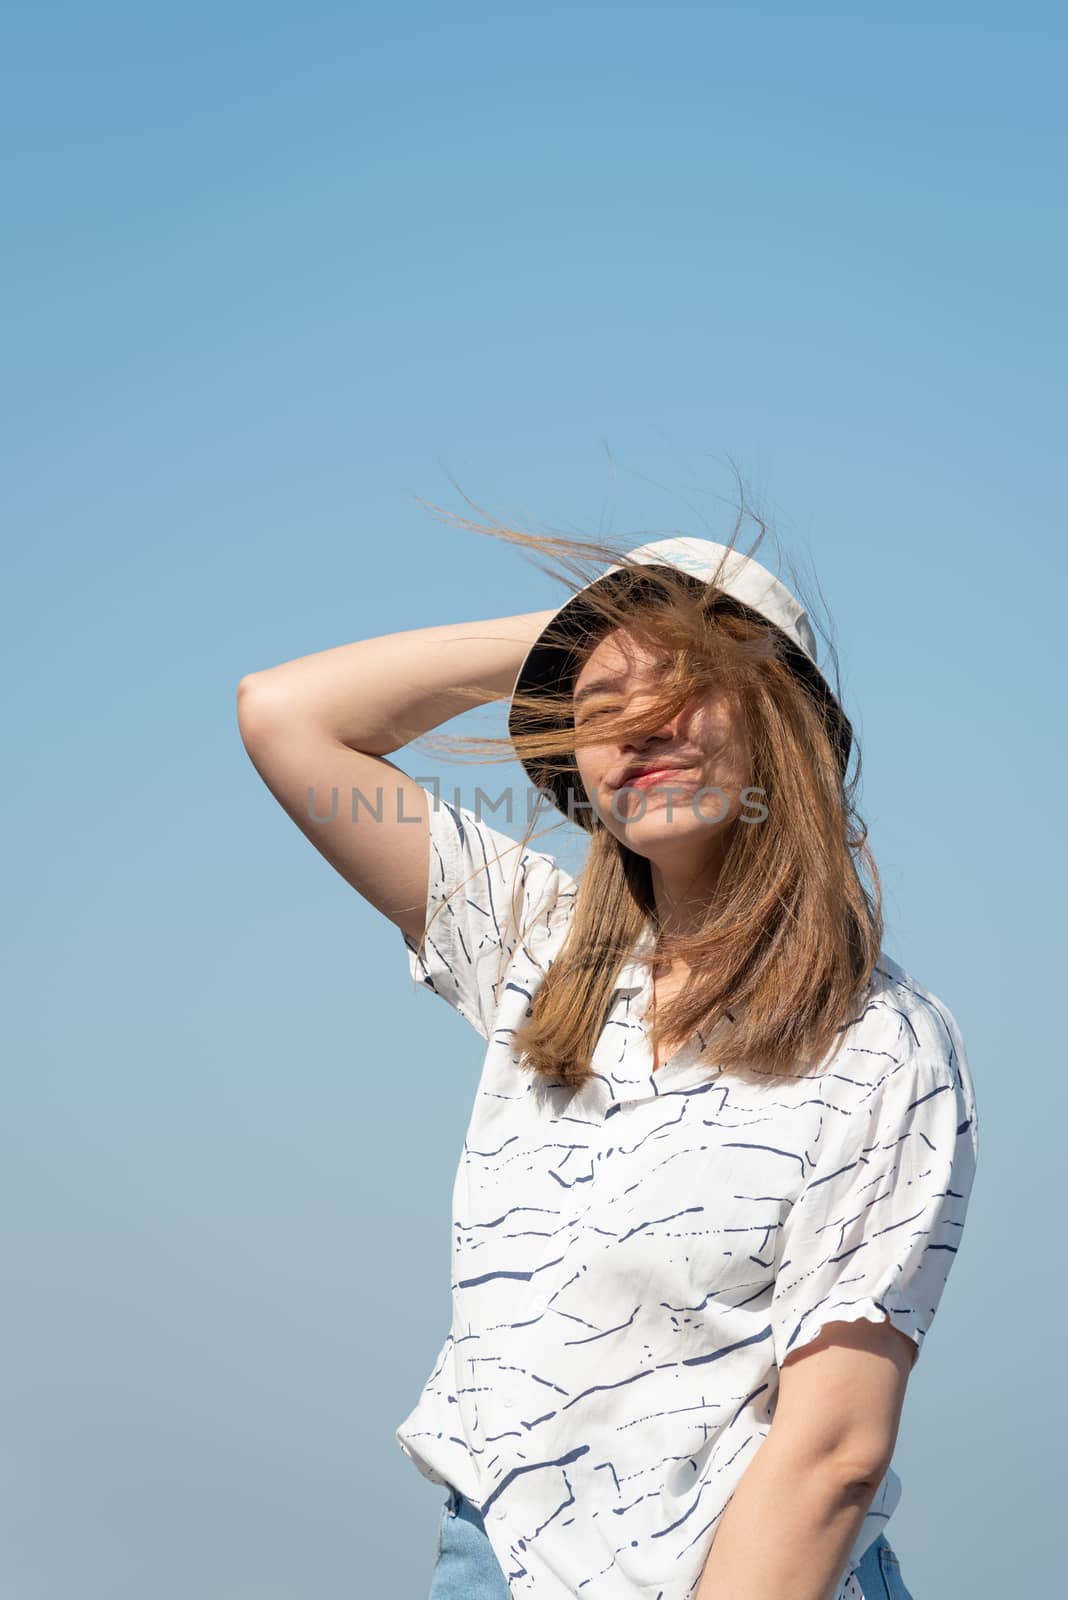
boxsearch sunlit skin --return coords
[572,627,753,1064]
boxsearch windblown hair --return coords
[411,477,883,1086]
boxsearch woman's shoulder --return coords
[823,948,976,1109]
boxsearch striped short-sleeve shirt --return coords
[396,786,980,1600]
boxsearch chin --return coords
[614,810,727,857]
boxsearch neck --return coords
[648,847,728,941]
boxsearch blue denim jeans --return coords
[428,1486,510,1600]
[428,1485,916,1598]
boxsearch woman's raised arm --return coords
[235,609,557,944]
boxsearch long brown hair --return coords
[412,478,883,1086]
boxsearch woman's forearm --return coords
[696,1430,880,1600]
[238,608,558,754]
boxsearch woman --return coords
[237,523,979,1600]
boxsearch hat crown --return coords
[612,537,820,667]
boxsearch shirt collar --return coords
[590,917,731,1111]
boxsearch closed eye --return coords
[575,703,622,729]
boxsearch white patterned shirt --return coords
[396,786,979,1600]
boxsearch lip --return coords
[618,765,699,790]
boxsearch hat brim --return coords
[507,567,853,828]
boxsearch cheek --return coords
[573,742,608,794]
[693,701,745,763]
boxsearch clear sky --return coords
[4,2,1064,1595]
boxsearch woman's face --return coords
[571,626,752,869]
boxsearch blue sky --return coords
[4,3,1064,1595]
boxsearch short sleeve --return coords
[401,786,577,1040]
[770,1002,980,1370]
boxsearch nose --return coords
[619,697,681,753]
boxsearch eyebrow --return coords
[573,658,676,710]
[572,674,627,709]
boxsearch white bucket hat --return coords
[507,536,852,827]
